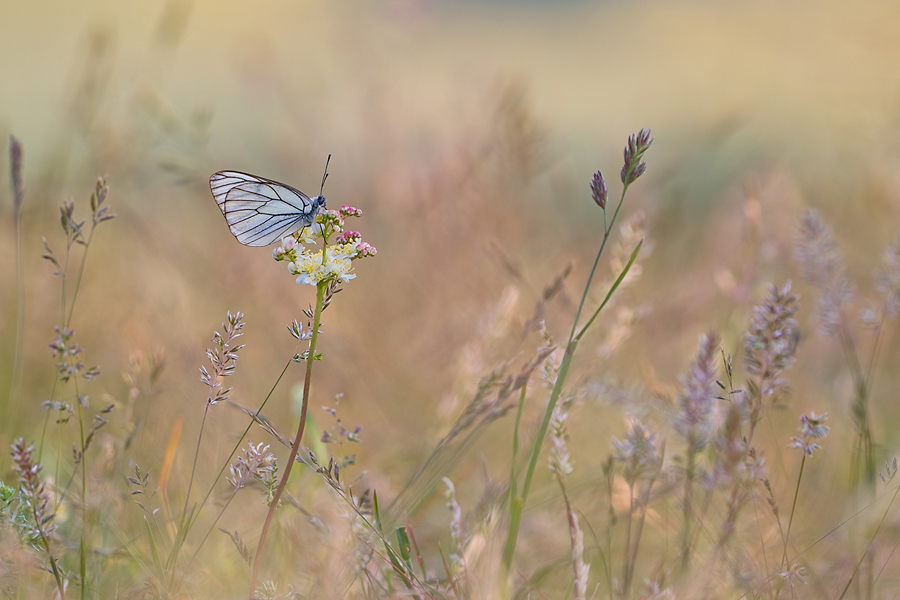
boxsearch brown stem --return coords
[248,282,325,598]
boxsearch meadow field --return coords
[3,0,900,598]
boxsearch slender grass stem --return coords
[503,173,643,570]
[183,488,239,575]
[622,481,634,597]
[680,449,696,574]
[872,481,900,585]
[34,502,66,600]
[174,358,293,592]
[568,186,628,344]
[604,462,614,597]
[76,393,88,600]
[183,403,211,519]
[575,240,642,344]
[502,342,575,569]
[837,482,900,599]
[834,316,876,484]
[61,273,67,331]
[193,358,293,525]
[627,468,658,596]
[782,454,806,567]
[39,409,52,463]
[506,385,527,537]
[66,228,96,329]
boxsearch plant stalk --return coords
[502,182,639,570]
[248,281,326,597]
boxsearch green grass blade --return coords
[575,239,642,343]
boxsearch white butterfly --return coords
[209,157,330,247]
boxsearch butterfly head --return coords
[310,195,326,219]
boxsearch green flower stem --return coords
[503,183,640,571]
[248,281,326,598]
[575,240,642,344]
[507,386,527,528]
[569,186,629,344]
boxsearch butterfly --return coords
[209,156,330,247]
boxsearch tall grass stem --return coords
[503,178,640,570]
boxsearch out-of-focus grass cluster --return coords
[4,2,900,599]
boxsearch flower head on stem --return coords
[613,418,661,486]
[199,311,245,406]
[782,411,829,569]
[503,129,652,571]
[228,441,278,505]
[591,170,608,209]
[10,438,66,597]
[787,411,829,457]
[621,129,653,185]
[249,198,375,598]
[673,330,721,454]
[272,206,376,287]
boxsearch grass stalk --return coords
[502,133,650,568]
[183,404,211,520]
[76,394,88,600]
[187,358,293,537]
[35,504,67,600]
[781,453,806,568]
[622,481,635,597]
[680,449,696,574]
[502,235,641,570]
[65,226,96,330]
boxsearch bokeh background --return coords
[3,0,900,596]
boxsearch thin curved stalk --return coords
[248,281,326,598]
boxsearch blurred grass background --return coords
[3,0,900,596]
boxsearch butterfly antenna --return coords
[319,154,331,196]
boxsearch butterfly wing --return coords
[209,171,319,247]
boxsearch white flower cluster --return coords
[271,207,376,287]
